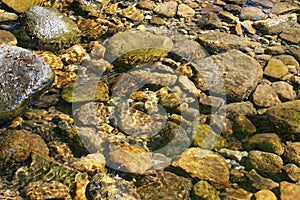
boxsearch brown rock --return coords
[271,81,296,101]
[177,4,195,18]
[245,150,283,176]
[0,30,17,45]
[246,169,279,190]
[246,133,284,155]
[254,190,277,200]
[280,28,300,44]
[107,144,152,174]
[274,55,299,67]
[280,181,300,200]
[2,0,50,13]
[225,188,253,200]
[264,58,289,79]
[233,115,257,134]
[271,2,300,15]
[150,17,166,25]
[172,148,230,188]
[120,6,145,22]
[284,142,300,167]
[154,1,178,18]
[137,0,155,10]
[252,83,281,107]
[240,6,266,21]
[283,164,300,182]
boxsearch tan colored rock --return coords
[177,4,195,18]
[225,188,253,200]
[0,30,17,45]
[154,1,178,18]
[254,189,277,200]
[264,58,289,79]
[108,144,152,174]
[137,0,155,10]
[233,115,257,134]
[246,133,284,155]
[246,169,279,190]
[253,83,281,107]
[193,180,220,200]
[240,6,266,21]
[71,153,106,175]
[283,164,300,182]
[120,6,145,22]
[2,0,50,13]
[172,148,230,188]
[271,81,296,101]
[280,181,300,200]
[280,28,300,44]
[284,142,300,167]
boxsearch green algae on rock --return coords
[0,44,54,122]
[0,129,49,170]
[18,6,81,51]
[104,30,173,70]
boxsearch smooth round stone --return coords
[20,6,80,51]
[254,189,277,200]
[264,58,289,79]
[177,4,195,18]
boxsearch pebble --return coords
[264,58,289,79]
[284,142,300,167]
[280,27,300,44]
[154,1,178,18]
[177,4,195,19]
[246,169,279,190]
[120,6,145,22]
[254,189,277,200]
[240,6,266,21]
[0,30,17,45]
[192,180,220,200]
[252,82,281,107]
[271,81,297,101]
[283,163,300,182]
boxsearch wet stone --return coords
[135,171,192,200]
[71,153,106,175]
[2,0,50,13]
[240,6,266,21]
[226,101,257,120]
[243,150,283,177]
[233,115,257,134]
[172,148,230,188]
[196,31,250,54]
[265,100,300,134]
[254,189,277,200]
[120,6,145,22]
[284,142,300,167]
[192,180,220,200]
[264,58,289,79]
[20,6,81,51]
[224,188,253,200]
[271,81,296,101]
[0,44,54,121]
[0,30,17,45]
[88,173,141,200]
[0,11,18,22]
[246,133,284,155]
[280,181,300,200]
[252,82,281,107]
[194,50,263,101]
[283,163,300,182]
[0,129,49,170]
[246,169,279,190]
[154,1,178,18]
[280,27,300,44]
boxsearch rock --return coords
[240,6,266,21]
[104,30,173,69]
[283,163,300,182]
[246,169,279,190]
[0,11,18,22]
[172,148,230,188]
[196,31,250,54]
[280,27,300,44]
[254,189,277,200]
[286,44,300,62]
[201,3,223,14]
[192,123,227,149]
[137,0,155,10]
[233,115,257,134]
[150,17,166,25]
[2,0,50,13]
[274,55,299,67]
[248,0,277,8]
[264,58,289,79]
[226,101,257,120]
[154,1,178,18]
[14,152,89,199]
[77,18,104,40]
[107,144,152,174]
[177,4,195,18]
[120,6,145,22]
[265,100,300,134]
[254,13,298,34]
[0,30,17,45]
[0,129,49,170]
[201,12,223,29]
[136,171,192,200]
[271,2,300,15]
[194,50,263,101]
[71,153,106,175]
[284,142,300,167]
[88,173,141,200]
[218,148,248,161]
[271,81,297,101]
[246,133,284,155]
[241,20,257,34]
[280,181,300,200]
[0,44,54,121]
[252,82,281,107]
[243,150,283,176]
[192,180,220,200]
[19,6,81,51]
[224,188,253,200]
[60,44,88,65]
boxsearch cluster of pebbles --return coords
[0,0,300,199]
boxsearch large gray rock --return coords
[0,44,54,122]
[193,50,263,101]
[19,6,80,51]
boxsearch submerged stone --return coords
[0,44,54,122]
[19,6,81,51]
